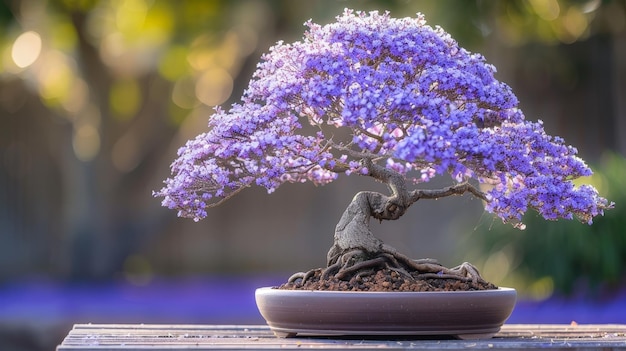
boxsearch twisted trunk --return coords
[327,191,385,265]
[286,158,492,288]
[326,158,488,267]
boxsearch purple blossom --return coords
[155,9,611,223]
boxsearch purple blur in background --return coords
[2,277,625,326]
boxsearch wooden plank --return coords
[57,324,626,350]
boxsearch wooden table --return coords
[57,324,626,350]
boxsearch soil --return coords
[278,268,498,292]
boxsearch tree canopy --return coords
[155,9,611,226]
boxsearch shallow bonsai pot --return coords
[255,287,516,339]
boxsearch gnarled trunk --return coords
[327,191,385,265]
[287,158,491,287]
[326,158,415,266]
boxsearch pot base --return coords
[255,287,516,339]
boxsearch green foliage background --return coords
[462,152,625,297]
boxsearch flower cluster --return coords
[155,9,611,223]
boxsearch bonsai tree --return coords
[155,10,612,290]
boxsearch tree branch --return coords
[361,158,406,198]
[409,181,487,204]
[321,141,488,222]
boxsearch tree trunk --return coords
[327,191,385,265]
[325,158,488,269]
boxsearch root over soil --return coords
[276,182,499,292]
[278,264,498,292]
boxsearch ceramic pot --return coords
[255,287,516,339]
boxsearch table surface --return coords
[56,324,626,350]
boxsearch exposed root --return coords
[287,269,320,284]
[285,246,494,291]
[335,256,386,280]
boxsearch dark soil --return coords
[278,268,498,292]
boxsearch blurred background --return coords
[0,0,625,349]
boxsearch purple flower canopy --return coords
[155,9,611,224]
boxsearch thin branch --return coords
[329,142,386,162]
[204,184,249,208]
[357,126,384,143]
[409,181,487,205]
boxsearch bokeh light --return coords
[110,78,141,120]
[11,31,42,68]
[195,67,233,107]
[35,51,76,105]
[73,123,101,162]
